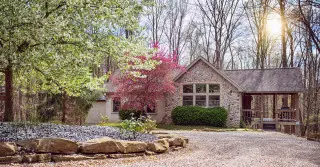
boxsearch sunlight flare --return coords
[266,13,282,36]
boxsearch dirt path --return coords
[8,131,320,167]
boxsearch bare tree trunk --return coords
[279,0,287,67]
[198,0,242,69]
[61,91,67,123]
[244,0,271,69]
[18,89,22,122]
[4,65,13,122]
[286,27,294,67]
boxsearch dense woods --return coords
[0,0,319,137]
[145,0,320,139]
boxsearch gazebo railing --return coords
[242,109,260,124]
[276,109,296,122]
[242,109,297,125]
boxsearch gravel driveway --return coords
[7,131,320,167]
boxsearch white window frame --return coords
[182,83,220,107]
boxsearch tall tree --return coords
[295,0,320,136]
[145,0,192,63]
[197,0,243,69]
[0,0,151,121]
[279,0,288,67]
[244,0,276,69]
[145,0,167,43]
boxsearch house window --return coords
[146,104,156,113]
[113,97,121,112]
[182,84,220,108]
[196,95,206,106]
[196,84,206,93]
[209,95,220,107]
[209,84,220,93]
[183,84,193,93]
[183,96,193,106]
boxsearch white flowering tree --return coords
[0,0,158,121]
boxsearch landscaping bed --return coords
[0,122,157,142]
[0,122,189,164]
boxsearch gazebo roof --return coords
[224,68,304,93]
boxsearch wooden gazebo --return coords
[225,68,304,134]
[242,93,299,133]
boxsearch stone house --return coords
[86,57,304,132]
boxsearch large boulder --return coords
[181,136,189,144]
[156,139,170,150]
[52,155,94,162]
[0,142,17,156]
[116,140,147,153]
[147,142,166,153]
[145,150,156,156]
[147,138,170,153]
[155,134,177,139]
[156,134,189,144]
[168,137,186,148]
[0,155,23,164]
[80,137,119,154]
[22,154,51,163]
[109,153,145,159]
[17,138,78,154]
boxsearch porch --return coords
[242,93,300,134]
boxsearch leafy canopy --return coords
[0,0,156,95]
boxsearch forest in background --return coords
[0,0,319,138]
[141,0,319,138]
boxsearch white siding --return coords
[85,101,107,124]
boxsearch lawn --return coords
[98,122,122,128]
[156,124,240,132]
[98,122,243,132]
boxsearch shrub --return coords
[172,106,228,127]
[171,106,204,125]
[99,114,109,124]
[120,117,144,140]
[140,116,157,133]
[119,116,157,139]
[119,110,142,120]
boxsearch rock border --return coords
[0,132,188,164]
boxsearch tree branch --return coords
[45,1,67,18]
[298,0,320,53]
[33,66,62,90]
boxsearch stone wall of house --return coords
[164,60,241,127]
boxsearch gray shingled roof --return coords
[104,59,305,93]
[224,68,304,93]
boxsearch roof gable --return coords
[173,57,243,91]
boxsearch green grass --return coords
[156,124,239,132]
[97,122,259,132]
[98,122,122,128]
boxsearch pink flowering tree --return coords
[111,43,184,113]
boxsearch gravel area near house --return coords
[7,130,319,167]
[0,122,157,142]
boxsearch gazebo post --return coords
[273,93,276,119]
[275,94,280,131]
[260,94,264,129]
